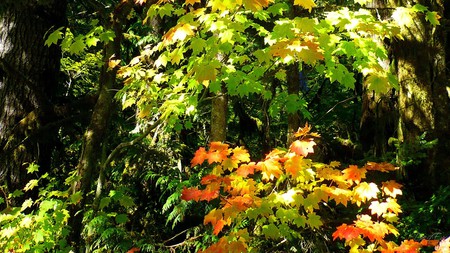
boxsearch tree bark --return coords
[392,0,450,196]
[0,0,66,190]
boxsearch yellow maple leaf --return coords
[162,23,195,45]
[185,0,201,6]
[382,180,403,198]
[293,0,316,12]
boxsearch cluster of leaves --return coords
[117,0,401,134]
[181,125,446,252]
[0,165,72,252]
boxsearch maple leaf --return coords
[327,187,352,206]
[204,209,227,235]
[199,188,220,201]
[241,0,271,11]
[127,247,140,253]
[381,180,403,198]
[201,174,220,185]
[289,139,315,157]
[230,178,257,196]
[293,0,316,12]
[257,159,283,181]
[285,155,304,177]
[191,147,207,167]
[307,213,323,229]
[333,224,363,241]
[185,0,201,6]
[181,187,202,201]
[224,195,254,211]
[353,182,379,206]
[231,147,250,163]
[395,240,422,253]
[342,165,366,185]
[236,163,256,177]
[162,23,195,45]
[364,162,397,172]
[369,200,388,217]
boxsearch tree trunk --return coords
[0,0,66,190]
[392,0,450,196]
[286,63,301,145]
[210,90,228,142]
[69,1,134,250]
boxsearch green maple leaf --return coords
[294,215,307,228]
[411,4,428,13]
[27,163,40,173]
[190,37,206,55]
[262,223,280,239]
[69,37,86,54]
[24,179,39,191]
[45,27,64,46]
[159,3,174,18]
[367,74,390,93]
[85,36,100,47]
[99,30,115,43]
[426,11,440,26]
[115,214,129,224]
[267,2,289,16]
[307,213,323,229]
[119,195,135,208]
[99,197,111,209]
[194,61,220,82]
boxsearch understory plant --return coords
[180,124,448,252]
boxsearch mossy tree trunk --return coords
[392,0,450,196]
[0,0,66,190]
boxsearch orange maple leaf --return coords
[241,0,272,11]
[201,174,220,185]
[199,188,220,201]
[364,162,397,172]
[395,240,422,253]
[342,165,366,185]
[235,163,256,177]
[204,209,227,235]
[285,155,305,177]
[289,139,315,157]
[191,147,207,167]
[181,187,202,201]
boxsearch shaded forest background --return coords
[0,0,449,252]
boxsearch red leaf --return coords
[289,139,315,157]
[181,187,202,201]
[127,247,140,253]
[332,224,363,241]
